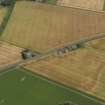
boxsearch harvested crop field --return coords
[0,41,22,68]
[2,1,105,53]
[57,0,105,11]
[24,44,105,101]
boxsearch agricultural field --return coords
[2,1,105,53]
[0,67,103,105]
[0,0,105,104]
[57,0,105,11]
[0,7,6,25]
[24,41,105,101]
[0,41,22,68]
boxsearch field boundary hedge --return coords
[0,0,16,36]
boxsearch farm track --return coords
[1,32,105,70]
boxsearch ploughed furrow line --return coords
[0,41,22,68]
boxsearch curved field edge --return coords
[0,0,16,37]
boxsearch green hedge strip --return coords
[0,0,16,36]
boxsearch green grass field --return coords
[0,67,104,105]
[44,0,57,4]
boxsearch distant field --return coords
[2,1,105,53]
[57,0,105,11]
[0,7,6,24]
[24,42,105,101]
[0,67,103,105]
[0,41,22,68]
